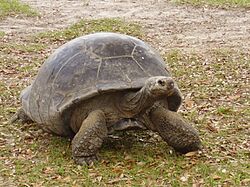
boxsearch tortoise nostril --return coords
[158,79,165,86]
[169,81,174,89]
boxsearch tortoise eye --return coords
[158,79,165,86]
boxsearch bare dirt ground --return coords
[1,0,250,54]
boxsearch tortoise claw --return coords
[9,108,33,124]
[73,155,99,165]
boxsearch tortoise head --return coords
[144,76,175,98]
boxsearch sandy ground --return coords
[0,0,249,54]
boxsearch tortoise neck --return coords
[118,87,157,117]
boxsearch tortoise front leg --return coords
[72,110,107,165]
[149,106,201,153]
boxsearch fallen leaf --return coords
[241,178,250,184]
[63,176,71,182]
[185,151,197,157]
[107,177,128,184]
[184,99,195,109]
[43,167,54,174]
[228,94,241,100]
[206,123,218,133]
[96,176,102,182]
[213,175,221,180]
[112,166,123,173]
[180,175,189,182]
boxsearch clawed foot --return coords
[174,141,202,154]
[149,106,202,153]
[71,110,108,165]
[9,108,33,124]
[73,155,99,165]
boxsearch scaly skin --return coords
[9,108,33,124]
[149,106,201,153]
[70,76,177,165]
[71,110,107,165]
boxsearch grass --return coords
[0,31,5,38]
[35,18,143,42]
[0,42,46,53]
[0,18,250,186]
[174,0,250,7]
[0,0,37,19]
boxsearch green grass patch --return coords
[35,18,143,43]
[0,31,5,37]
[0,42,47,53]
[175,0,250,8]
[217,106,235,115]
[8,133,250,186]
[0,0,38,19]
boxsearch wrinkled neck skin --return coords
[133,100,167,132]
[118,86,160,117]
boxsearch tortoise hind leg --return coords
[149,106,201,153]
[9,108,33,124]
[72,110,107,165]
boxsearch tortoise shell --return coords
[21,32,180,135]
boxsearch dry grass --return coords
[0,0,37,19]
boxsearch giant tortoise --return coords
[12,32,201,165]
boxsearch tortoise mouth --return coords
[146,76,176,97]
